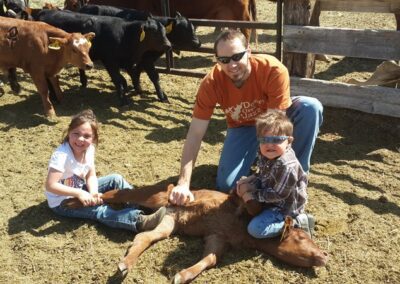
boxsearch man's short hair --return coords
[213,30,247,55]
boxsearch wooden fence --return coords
[283,0,400,118]
[157,0,400,118]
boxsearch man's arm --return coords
[169,117,210,205]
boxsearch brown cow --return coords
[64,0,257,40]
[0,17,94,116]
[64,183,328,283]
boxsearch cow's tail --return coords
[249,0,258,44]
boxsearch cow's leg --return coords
[126,64,144,96]
[0,79,4,97]
[118,214,176,278]
[79,68,88,89]
[140,58,169,102]
[172,234,227,284]
[30,73,55,117]
[8,68,20,94]
[47,75,63,103]
[103,62,129,106]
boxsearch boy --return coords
[236,110,315,238]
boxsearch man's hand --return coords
[169,184,195,205]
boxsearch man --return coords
[169,30,323,205]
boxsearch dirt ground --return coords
[0,1,399,283]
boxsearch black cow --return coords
[34,9,171,106]
[79,4,201,102]
[0,0,29,19]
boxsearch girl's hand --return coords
[92,193,103,205]
[78,190,96,207]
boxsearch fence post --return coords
[282,0,320,78]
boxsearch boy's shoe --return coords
[137,207,167,232]
[295,213,315,238]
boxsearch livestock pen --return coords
[0,1,399,283]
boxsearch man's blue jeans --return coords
[51,174,143,232]
[216,96,323,192]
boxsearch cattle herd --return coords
[0,0,202,116]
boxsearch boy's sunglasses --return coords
[258,136,289,144]
[216,51,247,64]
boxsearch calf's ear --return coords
[48,37,64,50]
[165,21,173,34]
[139,26,146,42]
[84,32,95,42]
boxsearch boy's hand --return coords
[236,182,256,198]
[242,191,255,203]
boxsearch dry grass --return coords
[0,1,399,283]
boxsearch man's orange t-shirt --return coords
[193,54,291,128]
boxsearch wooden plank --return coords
[319,0,400,13]
[290,77,400,117]
[282,0,316,78]
[283,25,400,60]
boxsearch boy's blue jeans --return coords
[247,208,285,238]
[216,96,323,191]
[51,174,143,232]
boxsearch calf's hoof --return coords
[0,87,4,97]
[117,262,128,279]
[159,96,170,103]
[172,273,183,284]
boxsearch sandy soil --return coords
[0,1,399,283]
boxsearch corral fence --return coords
[156,0,284,78]
[157,0,400,118]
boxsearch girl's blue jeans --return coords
[216,96,323,191]
[247,208,285,238]
[51,174,143,232]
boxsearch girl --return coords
[45,109,165,232]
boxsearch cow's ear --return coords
[165,20,173,34]
[175,11,182,18]
[139,26,145,42]
[84,32,95,42]
[48,37,64,50]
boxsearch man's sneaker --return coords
[137,207,167,232]
[295,213,315,238]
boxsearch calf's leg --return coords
[30,72,55,117]
[142,59,169,102]
[78,68,88,89]
[8,68,20,94]
[103,62,129,106]
[47,75,63,103]
[118,214,176,278]
[172,234,227,284]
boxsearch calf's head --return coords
[262,222,329,268]
[50,32,95,70]
[140,18,172,53]
[166,12,201,50]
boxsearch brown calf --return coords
[65,183,328,283]
[0,17,94,116]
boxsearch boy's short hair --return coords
[255,110,293,137]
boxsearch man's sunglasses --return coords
[216,51,247,64]
[258,136,289,144]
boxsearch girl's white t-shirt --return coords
[45,142,95,208]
